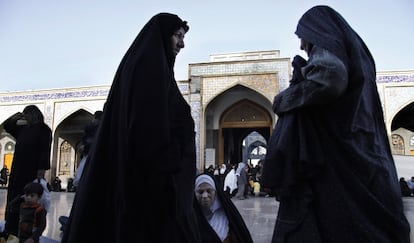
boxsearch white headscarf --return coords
[195,174,216,191]
[223,169,237,193]
[219,164,227,174]
[195,174,229,241]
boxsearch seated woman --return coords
[194,173,253,243]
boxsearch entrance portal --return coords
[218,99,272,165]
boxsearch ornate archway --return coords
[218,99,272,165]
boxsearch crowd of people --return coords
[0,5,412,243]
[206,160,269,200]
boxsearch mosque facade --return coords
[0,50,413,187]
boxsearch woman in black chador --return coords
[62,13,200,242]
[3,105,52,236]
[261,5,410,243]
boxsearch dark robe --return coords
[0,167,8,185]
[400,178,413,197]
[62,13,200,243]
[194,173,253,243]
[262,5,410,243]
[3,116,51,235]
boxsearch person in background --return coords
[406,176,414,194]
[194,173,253,243]
[254,159,264,183]
[73,110,102,189]
[223,164,237,198]
[400,177,413,197]
[3,105,52,237]
[217,163,227,188]
[205,164,215,176]
[249,175,262,197]
[51,176,62,192]
[58,111,102,232]
[17,182,47,243]
[0,165,9,187]
[261,5,410,242]
[62,13,200,242]
[234,162,249,200]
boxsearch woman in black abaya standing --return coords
[62,13,200,243]
[262,5,410,243]
[3,105,52,236]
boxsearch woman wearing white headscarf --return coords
[223,166,237,197]
[194,173,253,243]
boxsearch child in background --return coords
[18,182,47,243]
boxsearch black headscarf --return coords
[22,105,45,125]
[262,5,410,242]
[62,13,200,243]
[295,5,376,80]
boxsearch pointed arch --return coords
[217,99,272,165]
[220,99,272,128]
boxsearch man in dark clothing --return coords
[62,13,200,243]
[262,5,410,243]
[3,105,52,236]
[0,165,9,187]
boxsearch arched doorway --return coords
[3,142,14,172]
[53,109,93,187]
[392,102,414,132]
[218,99,272,165]
[243,132,267,166]
[391,101,414,155]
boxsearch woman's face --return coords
[300,38,311,56]
[170,27,186,57]
[195,182,216,209]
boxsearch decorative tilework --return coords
[384,86,414,124]
[191,62,271,76]
[0,89,109,103]
[0,52,413,171]
[377,74,414,83]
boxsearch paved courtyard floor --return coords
[1,155,414,242]
[1,189,414,242]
